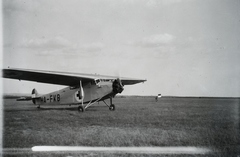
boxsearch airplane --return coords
[2,68,146,112]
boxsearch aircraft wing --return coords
[119,77,147,85]
[2,68,146,86]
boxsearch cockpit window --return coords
[95,79,100,84]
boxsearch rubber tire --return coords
[78,106,85,112]
[109,104,115,111]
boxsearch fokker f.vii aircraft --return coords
[2,68,146,112]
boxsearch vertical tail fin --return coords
[32,88,39,104]
[32,88,39,98]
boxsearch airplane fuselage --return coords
[34,81,113,106]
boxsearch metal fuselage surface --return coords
[34,81,113,106]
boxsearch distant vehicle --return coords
[2,68,146,112]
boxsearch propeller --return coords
[111,70,124,95]
[115,70,124,86]
[112,78,124,94]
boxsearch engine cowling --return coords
[112,78,124,94]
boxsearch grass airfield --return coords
[2,96,240,156]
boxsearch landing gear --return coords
[77,96,116,112]
[103,97,115,111]
[78,106,85,112]
[109,104,115,111]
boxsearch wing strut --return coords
[80,80,84,106]
[77,80,85,112]
[84,97,102,110]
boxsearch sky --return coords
[1,0,240,97]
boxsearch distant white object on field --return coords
[155,94,161,101]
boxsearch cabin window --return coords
[95,79,100,84]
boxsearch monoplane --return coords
[2,68,146,112]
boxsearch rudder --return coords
[32,88,39,104]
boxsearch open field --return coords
[2,96,240,156]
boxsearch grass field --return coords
[2,96,240,156]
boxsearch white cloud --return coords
[132,33,176,48]
[16,36,105,52]
[15,36,105,56]
[19,36,71,49]
[121,0,182,6]
[146,0,182,7]
[80,42,105,52]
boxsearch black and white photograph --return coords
[1,0,240,156]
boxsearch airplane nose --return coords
[112,79,124,94]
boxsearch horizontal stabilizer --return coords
[16,96,32,101]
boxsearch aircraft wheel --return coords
[78,106,85,112]
[109,104,115,111]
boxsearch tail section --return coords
[32,88,39,98]
[32,88,40,104]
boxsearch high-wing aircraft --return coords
[2,68,146,112]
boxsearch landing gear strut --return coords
[103,97,115,111]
